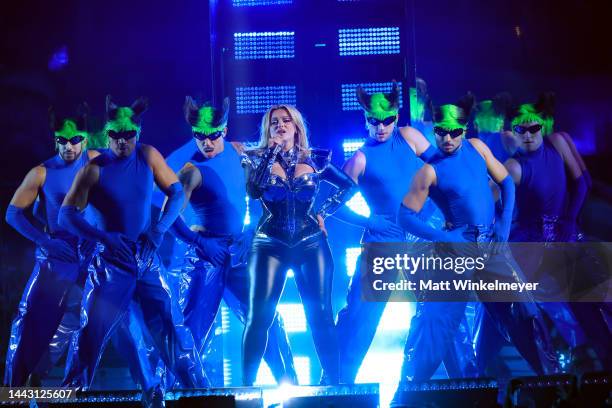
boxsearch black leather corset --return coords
[259,171,323,245]
[243,146,356,246]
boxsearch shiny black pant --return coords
[242,233,338,385]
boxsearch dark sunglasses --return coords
[55,135,85,145]
[193,130,224,141]
[513,124,542,135]
[367,115,397,127]
[434,126,464,138]
[108,130,138,140]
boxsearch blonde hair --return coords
[258,104,310,151]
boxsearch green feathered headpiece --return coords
[409,88,424,122]
[49,102,89,140]
[474,92,511,133]
[87,130,109,149]
[356,81,400,121]
[510,92,555,136]
[103,95,148,138]
[433,93,475,130]
[184,96,229,135]
[409,77,431,123]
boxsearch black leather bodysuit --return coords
[241,146,355,385]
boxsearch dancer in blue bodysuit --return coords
[472,93,517,163]
[4,106,159,396]
[241,104,356,385]
[394,95,559,395]
[169,96,297,384]
[58,96,207,392]
[410,79,479,379]
[4,106,99,386]
[331,82,442,383]
[504,94,610,371]
[470,93,518,377]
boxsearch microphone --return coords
[252,141,284,187]
[266,142,283,160]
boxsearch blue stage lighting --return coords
[341,81,404,111]
[379,303,413,331]
[255,359,310,385]
[277,303,307,332]
[346,192,370,217]
[255,362,275,385]
[345,247,361,277]
[223,358,232,386]
[236,85,297,114]
[233,0,292,6]
[234,31,295,60]
[338,27,400,56]
[221,305,231,334]
[356,351,406,407]
[294,357,311,385]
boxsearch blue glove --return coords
[445,226,470,243]
[566,173,588,225]
[102,232,133,263]
[195,235,230,267]
[398,204,467,242]
[493,175,515,243]
[59,205,133,262]
[332,205,404,237]
[6,204,48,244]
[6,204,76,262]
[366,214,404,237]
[155,182,183,234]
[41,238,77,262]
[229,229,255,267]
[139,227,164,263]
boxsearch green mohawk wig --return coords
[184,96,230,135]
[433,93,475,130]
[510,92,555,136]
[356,81,400,121]
[409,77,431,123]
[474,92,512,133]
[104,95,149,138]
[87,130,109,149]
[49,102,89,140]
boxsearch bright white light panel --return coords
[294,357,311,385]
[338,27,400,56]
[345,192,370,217]
[277,303,307,333]
[236,85,297,114]
[221,305,231,334]
[233,0,292,6]
[234,31,295,60]
[345,247,361,277]
[342,138,365,160]
[223,358,233,386]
